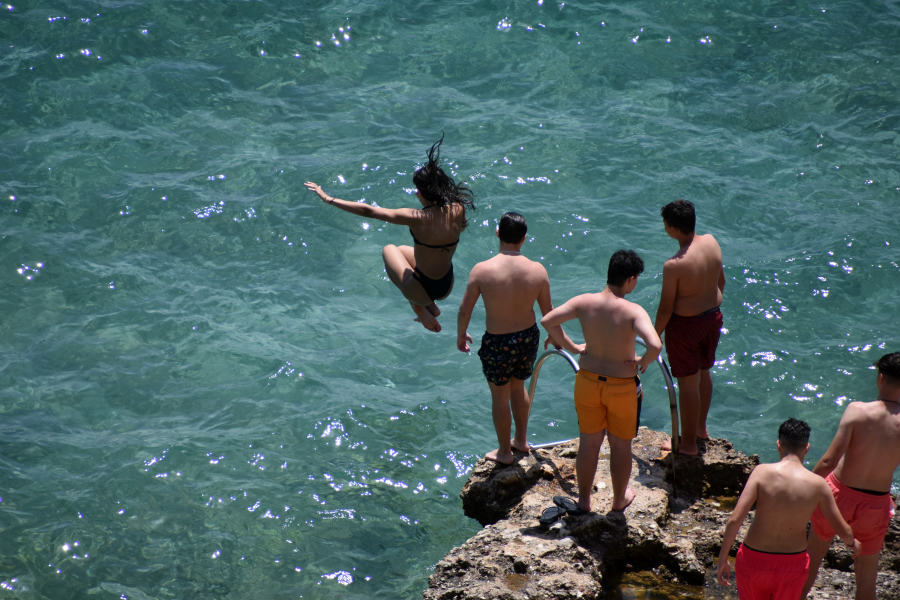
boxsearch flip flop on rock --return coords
[539,506,567,527]
[552,496,590,516]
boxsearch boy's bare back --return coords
[717,419,859,590]
[566,290,656,379]
[468,253,550,335]
[743,462,836,552]
[662,232,724,317]
[825,400,900,492]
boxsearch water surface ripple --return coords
[1,0,898,597]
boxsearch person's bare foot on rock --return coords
[511,439,530,453]
[661,438,699,456]
[611,486,636,512]
[485,448,514,465]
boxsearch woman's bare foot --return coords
[611,486,636,512]
[511,439,530,453]
[485,448,514,465]
[412,305,441,332]
[426,303,441,317]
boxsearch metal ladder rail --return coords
[525,337,680,496]
[528,338,679,450]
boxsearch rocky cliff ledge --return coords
[424,427,900,600]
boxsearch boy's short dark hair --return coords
[607,250,645,287]
[661,199,696,234]
[498,212,527,244]
[778,418,811,454]
[874,352,900,386]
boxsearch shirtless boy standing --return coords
[541,250,662,512]
[801,352,900,600]
[717,418,860,600]
[655,199,725,456]
[457,212,576,465]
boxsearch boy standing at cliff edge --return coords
[801,352,900,600]
[457,212,576,465]
[717,418,860,599]
[655,199,725,456]
[541,250,661,513]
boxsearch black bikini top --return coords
[410,229,458,252]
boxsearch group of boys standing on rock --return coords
[307,141,897,599]
[457,200,721,514]
[456,203,898,600]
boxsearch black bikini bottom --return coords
[413,264,453,301]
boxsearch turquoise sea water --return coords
[1,0,898,597]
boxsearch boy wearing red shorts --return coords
[801,352,900,600]
[717,418,859,600]
[654,199,725,456]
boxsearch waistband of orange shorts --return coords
[577,369,640,384]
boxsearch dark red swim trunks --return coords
[664,307,723,378]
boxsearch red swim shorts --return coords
[664,307,723,378]
[811,472,896,556]
[735,543,809,600]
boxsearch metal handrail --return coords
[528,337,680,453]
[528,348,580,449]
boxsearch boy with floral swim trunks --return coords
[717,418,860,600]
[541,250,661,513]
[801,352,900,600]
[457,212,576,465]
[655,199,725,456]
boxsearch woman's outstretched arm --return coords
[305,182,417,226]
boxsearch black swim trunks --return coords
[477,323,541,386]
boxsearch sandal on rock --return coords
[553,495,589,516]
[539,505,567,527]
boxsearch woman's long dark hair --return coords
[412,135,476,213]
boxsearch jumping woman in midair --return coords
[305,136,474,332]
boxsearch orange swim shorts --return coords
[811,472,896,556]
[573,369,642,439]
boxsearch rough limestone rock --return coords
[425,427,900,600]
[667,437,759,498]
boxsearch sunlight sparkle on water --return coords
[322,571,353,585]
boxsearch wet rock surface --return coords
[424,427,900,600]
